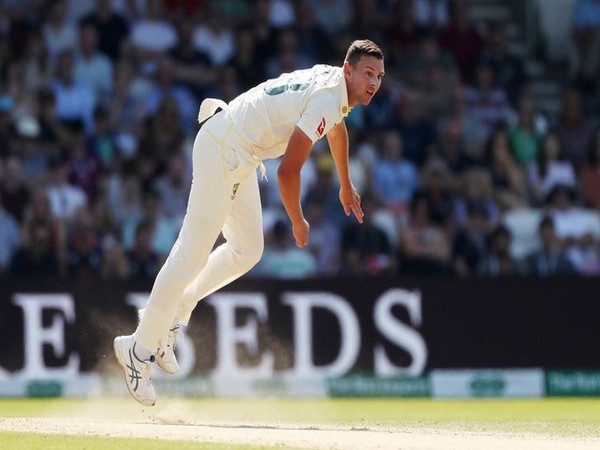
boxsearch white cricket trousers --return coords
[134,111,264,352]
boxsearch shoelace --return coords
[165,324,182,350]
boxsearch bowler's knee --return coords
[234,237,263,272]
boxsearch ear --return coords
[343,61,352,77]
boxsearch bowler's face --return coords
[344,55,385,107]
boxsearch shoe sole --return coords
[113,337,156,407]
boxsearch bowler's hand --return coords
[340,184,364,223]
[292,218,310,248]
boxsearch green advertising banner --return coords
[327,375,430,397]
[546,371,600,396]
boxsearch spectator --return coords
[556,87,596,170]
[397,94,437,167]
[481,21,527,105]
[304,196,341,277]
[371,130,420,216]
[398,191,451,275]
[43,0,78,64]
[20,30,52,96]
[88,105,120,171]
[20,188,65,256]
[438,0,484,82]
[45,157,88,222]
[153,152,191,223]
[454,168,501,226]
[130,0,178,73]
[10,220,61,278]
[0,155,32,223]
[386,0,423,70]
[305,0,351,37]
[451,203,491,277]
[572,0,600,86]
[74,22,114,99]
[193,4,235,67]
[435,117,478,188]
[144,59,198,136]
[580,127,600,209]
[169,16,216,99]
[80,0,130,62]
[294,2,333,64]
[527,131,577,206]
[227,24,267,91]
[257,219,317,279]
[106,161,143,226]
[464,61,513,140]
[65,206,102,279]
[341,192,395,276]
[65,132,103,200]
[128,220,161,279]
[121,189,178,258]
[0,191,21,275]
[101,240,130,280]
[522,215,577,276]
[52,50,96,133]
[546,185,600,275]
[483,127,527,211]
[478,223,520,276]
[509,96,542,166]
[419,159,455,227]
[413,0,449,30]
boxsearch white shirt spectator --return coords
[52,79,96,131]
[527,161,577,199]
[131,19,177,53]
[414,0,449,28]
[47,184,87,220]
[75,53,114,98]
[43,22,78,63]
[193,24,235,67]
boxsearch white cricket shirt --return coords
[227,64,350,160]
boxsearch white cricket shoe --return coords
[157,323,182,374]
[113,335,156,406]
[138,308,181,375]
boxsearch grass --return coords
[2,397,600,448]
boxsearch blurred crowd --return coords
[0,0,599,280]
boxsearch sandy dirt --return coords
[1,417,600,450]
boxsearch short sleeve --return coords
[296,91,340,144]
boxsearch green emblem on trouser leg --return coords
[231,183,240,200]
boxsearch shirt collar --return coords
[338,67,350,117]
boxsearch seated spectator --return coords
[509,96,542,166]
[153,152,191,224]
[10,220,61,278]
[144,59,198,136]
[43,0,78,64]
[419,160,455,228]
[483,127,527,211]
[580,127,600,209]
[265,27,312,79]
[0,192,21,275]
[74,22,113,99]
[341,192,395,276]
[65,132,103,200]
[122,189,178,259]
[130,0,178,74]
[20,30,53,101]
[295,3,334,64]
[127,220,161,279]
[386,0,423,70]
[46,157,88,222]
[464,61,513,140]
[65,206,102,279]
[454,168,501,226]
[481,21,527,105]
[257,219,317,279]
[438,0,484,82]
[556,87,595,170]
[397,94,437,167]
[193,4,235,67]
[527,131,577,206]
[522,216,577,276]
[572,0,600,86]
[101,240,130,280]
[20,189,65,255]
[88,105,120,171]
[371,130,420,216]
[227,24,267,91]
[305,0,351,37]
[304,196,341,277]
[80,0,130,62]
[435,117,479,189]
[398,192,451,275]
[413,0,449,30]
[546,184,600,274]
[169,16,216,99]
[478,224,520,276]
[52,50,96,133]
[451,203,491,277]
[106,161,143,226]
[0,155,32,223]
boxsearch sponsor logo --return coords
[231,183,240,200]
[316,117,326,137]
